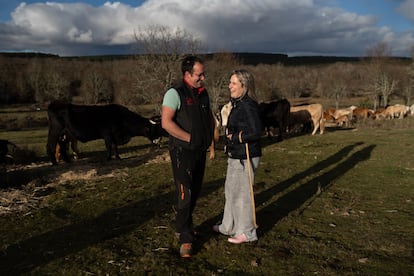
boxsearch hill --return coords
[1,51,411,66]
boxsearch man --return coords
[161,55,213,258]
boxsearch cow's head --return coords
[148,116,168,145]
[220,101,232,127]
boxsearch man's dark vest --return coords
[169,81,213,151]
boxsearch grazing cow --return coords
[259,99,291,141]
[336,114,351,127]
[410,104,414,116]
[332,106,357,120]
[288,110,312,134]
[0,139,17,164]
[46,102,163,165]
[323,111,336,123]
[290,103,325,135]
[372,108,386,120]
[352,107,372,121]
[381,104,410,119]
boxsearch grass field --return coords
[1,117,414,275]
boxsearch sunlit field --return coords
[1,108,413,275]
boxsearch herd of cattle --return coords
[1,100,413,166]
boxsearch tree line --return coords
[0,25,413,114]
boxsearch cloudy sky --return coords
[0,0,413,57]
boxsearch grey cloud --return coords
[396,0,414,22]
[0,0,412,56]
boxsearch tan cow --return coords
[336,114,350,127]
[381,104,410,119]
[333,106,357,120]
[290,104,324,135]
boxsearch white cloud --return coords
[0,0,412,56]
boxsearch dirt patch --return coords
[145,151,170,164]
[0,150,170,216]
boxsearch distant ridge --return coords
[209,52,411,66]
[0,52,59,58]
[0,51,410,65]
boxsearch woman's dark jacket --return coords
[226,95,262,159]
[169,81,213,151]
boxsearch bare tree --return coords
[253,63,286,102]
[133,24,201,113]
[26,58,46,103]
[110,59,138,106]
[204,52,241,111]
[322,63,358,108]
[81,63,113,104]
[366,42,397,108]
[404,48,414,106]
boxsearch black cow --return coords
[46,102,163,165]
[288,110,313,134]
[259,99,290,141]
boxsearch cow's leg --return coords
[311,119,319,135]
[64,131,79,160]
[113,144,120,160]
[266,126,273,138]
[104,137,113,160]
[319,119,325,134]
[59,134,71,163]
[277,124,283,141]
[47,126,63,166]
[71,139,79,159]
[209,126,220,160]
[55,143,61,162]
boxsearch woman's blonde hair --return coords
[230,69,258,102]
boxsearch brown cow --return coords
[323,111,335,123]
[352,107,372,121]
[289,110,312,134]
[290,104,324,135]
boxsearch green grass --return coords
[1,120,414,275]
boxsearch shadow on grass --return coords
[0,176,225,274]
[0,143,165,189]
[194,142,375,252]
[256,143,376,236]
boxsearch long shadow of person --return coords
[0,176,225,274]
[196,142,375,249]
[194,142,370,250]
[256,143,376,236]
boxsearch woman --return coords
[213,69,262,244]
